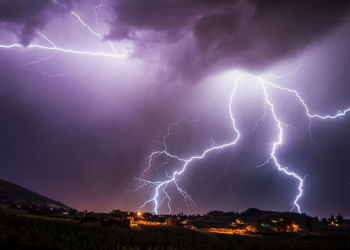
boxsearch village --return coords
[3,192,350,238]
[78,208,350,236]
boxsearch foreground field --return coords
[1,213,350,250]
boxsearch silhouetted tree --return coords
[305,216,312,232]
[337,214,344,224]
[322,217,328,226]
[329,215,335,222]
[111,209,128,219]
[142,212,153,218]
[256,218,263,232]
[68,208,78,215]
[207,210,223,217]
[257,217,262,225]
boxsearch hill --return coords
[0,178,70,209]
[240,208,275,217]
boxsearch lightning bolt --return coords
[136,74,305,214]
[261,79,350,119]
[0,2,127,60]
[41,68,93,77]
[268,59,303,79]
[135,76,242,214]
[0,38,124,58]
[258,80,304,213]
[137,65,350,215]
[93,0,104,35]
[20,33,58,67]
[252,101,268,132]
[254,70,349,213]
[71,3,125,56]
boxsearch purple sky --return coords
[0,0,350,218]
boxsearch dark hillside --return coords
[0,178,69,209]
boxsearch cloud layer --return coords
[108,0,350,80]
[2,0,349,80]
[0,0,73,46]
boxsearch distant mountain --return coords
[241,208,275,217]
[0,178,70,209]
[240,208,311,225]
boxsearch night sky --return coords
[0,0,350,218]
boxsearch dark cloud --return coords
[107,0,234,42]
[0,0,73,46]
[108,0,350,81]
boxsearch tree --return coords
[111,209,128,219]
[322,217,328,226]
[255,219,263,232]
[336,214,344,224]
[305,216,312,232]
[68,208,78,216]
[257,217,262,226]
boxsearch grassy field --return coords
[1,212,350,250]
[189,217,233,229]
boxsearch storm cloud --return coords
[107,0,350,81]
[0,0,74,46]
